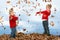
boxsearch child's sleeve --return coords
[12,16,18,21]
[36,11,45,15]
[40,11,46,14]
[9,16,12,20]
[35,12,40,15]
[48,11,51,16]
[36,12,40,14]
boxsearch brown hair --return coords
[9,8,13,14]
[46,4,52,8]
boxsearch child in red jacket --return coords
[35,4,52,36]
[9,8,18,38]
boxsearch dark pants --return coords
[10,27,16,38]
[42,20,50,35]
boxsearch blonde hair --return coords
[9,8,13,14]
[46,4,52,8]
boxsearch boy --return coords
[9,8,18,38]
[35,4,52,36]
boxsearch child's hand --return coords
[35,12,39,16]
[35,14,37,16]
[39,13,41,16]
[11,17,13,19]
[16,20,19,26]
[10,17,13,20]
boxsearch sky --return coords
[0,0,60,35]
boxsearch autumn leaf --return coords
[50,21,54,26]
[16,0,20,4]
[6,1,10,4]
[23,28,26,31]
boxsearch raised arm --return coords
[35,12,40,16]
[9,15,18,21]
[12,16,18,21]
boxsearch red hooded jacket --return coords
[9,15,18,28]
[36,10,51,20]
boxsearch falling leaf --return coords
[50,21,54,26]
[4,27,6,30]
[27,20,30,23]
[43,0,52,2]
[48,0,52,2]
[13,6,15,8]
[30,9,33,11]
[54,8,57,14]
[19,7,20,9]
[26,31,28,32]
[28,14,31,16]
[6,1,10,4]
[20,18,22,21]
[43,0,46,2]
[26,13,31,16]
[6,8,8,10]
[26,10,29,13]
[37,3,40,6]
[51,15,55,18]
[33,6,36,9]
[16,0,20,4]
[15,5,18,7]
[24,0,30,4]
[19,14,21,16]
[23,28,26,31]
[27,1,30,4]
[22,9,25,11]
[36,0,37,1]
[0,17,5,30]
[54,8,57,11]
[24,0,27,3]
[32,1,34,4]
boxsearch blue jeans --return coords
[10,27,16,38]
[42,20,50,35]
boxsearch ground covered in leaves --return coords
[0,32,60,40]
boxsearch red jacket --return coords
[36,10,51,20]
[9,15,18,28]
